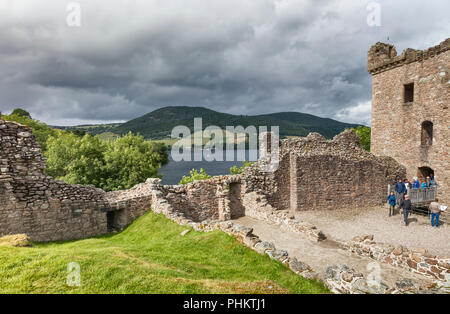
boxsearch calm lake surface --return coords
[160,149,258,185]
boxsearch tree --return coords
[45,132,166,191]
[179,168,211,185]
[11,108,32,119]
[352,126,371,151]
[102,133,163,191]
[45,133,107,187]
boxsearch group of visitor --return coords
[411,174,436,189]
[387,175,442,228]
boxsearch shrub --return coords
[45,132,166,191]
[230,161,254,175]
[179,168,211,185]
[351,126,371,151]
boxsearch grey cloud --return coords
[0,0,448,125]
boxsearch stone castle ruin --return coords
[0,117,405,242]
[368,38,449,204]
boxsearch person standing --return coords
[430,202,441,228]
[412,178,420,189]
[395,179,406,206]
[404,179,410,195]
[400,194,412,226]
[387,191,396,217]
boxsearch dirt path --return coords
[294,206,450,256]
[235,216,435,288]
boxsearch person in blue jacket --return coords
[387,191,396,217]
[412,179,420,189]
[421,181,429,189]
[394,179,406,206]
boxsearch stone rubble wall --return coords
[0,118,406,243]
[340,235,450,282]
[0,119,109,241]
[243,130,406,212]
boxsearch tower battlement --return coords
[368,38,450,75]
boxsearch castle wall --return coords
[0,119,109,241]
[244,131,405,212]
[369,39,450,204]
[1,117,406,242]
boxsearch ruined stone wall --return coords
[243,130,405,212]
[0,119,109,241]
[0,119,155,241]
[0,117,406,242]
[369,38,450,204]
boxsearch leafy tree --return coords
[1,113,57,152]
[45,133,107,187]
[69,129,87,137]
[45,132,166,191]
[179,168,211,185]
[351,126,371,151]
[11,108,32,119]
[102,133,163,191]
[230,161,254,175]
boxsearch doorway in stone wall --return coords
[229,182,245,219]
[107,210,124,232]
[417,167,434,181]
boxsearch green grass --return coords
[0,212,329,294]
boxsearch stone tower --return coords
[368,38,450,204]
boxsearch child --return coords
[387,191,396,217]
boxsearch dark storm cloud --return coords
[0,0,448,125]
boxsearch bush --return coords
[229,161,254,175]
[179,168,211,185]
[102,133,164,191]
[11,108,32,119]
[45,132,166,191]
[351,126,371,151]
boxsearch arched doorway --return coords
[417,167,434,181]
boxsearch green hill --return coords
[0,212,329,294]
[62,106,361,140]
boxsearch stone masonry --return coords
[368,38,450,204]
[2,118,449,292]
[0,118,405,242]
[243,130,405,214]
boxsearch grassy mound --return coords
[0,212,329,294]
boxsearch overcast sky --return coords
[0,0,448,126]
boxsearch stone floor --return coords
[294,206,450,256]
[234,215,437,288]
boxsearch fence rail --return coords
[387,184,437,204]
[408,187,437,204]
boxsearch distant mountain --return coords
[62,106,361,140]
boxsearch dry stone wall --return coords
[243,130,405,213]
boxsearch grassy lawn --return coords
[0,212,330,294]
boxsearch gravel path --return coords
[235,216,434,287]
[295,206,450,257]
